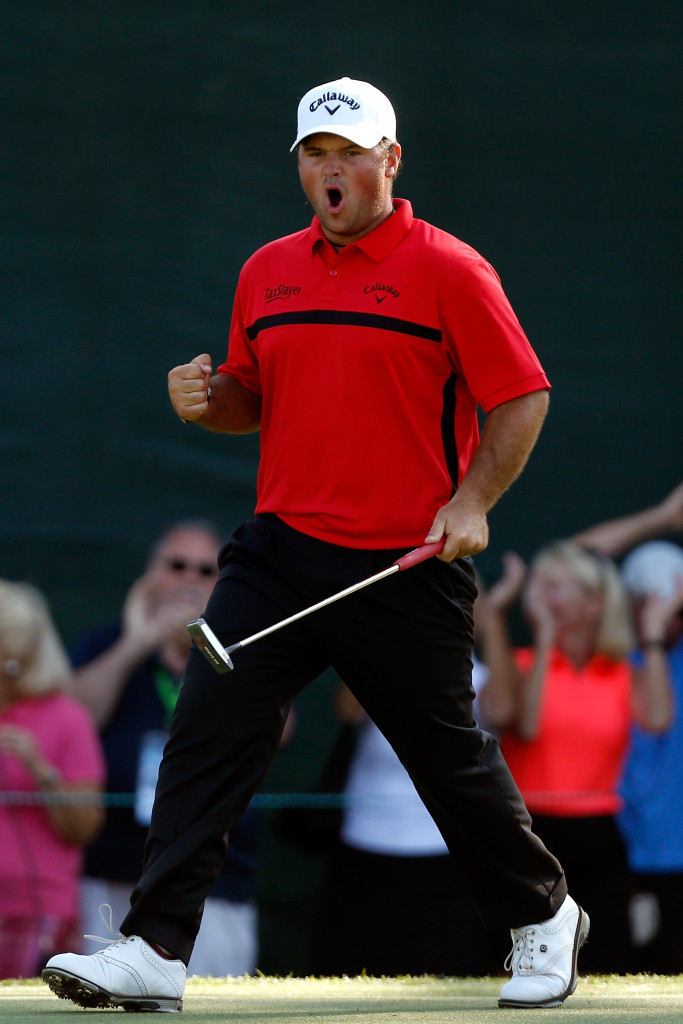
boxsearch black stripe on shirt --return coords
[246,309,442,344]
[441,371,460,491]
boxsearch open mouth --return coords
[326,187,343,210]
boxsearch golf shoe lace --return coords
[504,925,538,974]
[84,902,125,947]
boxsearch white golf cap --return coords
[290,77,397,152]
[621,541,683,599]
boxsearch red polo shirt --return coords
[218,198,549,548]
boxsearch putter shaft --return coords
[227,563,400,656]
[189,538,445,672]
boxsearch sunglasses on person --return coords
[164,558,218,578]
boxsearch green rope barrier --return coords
[0,791,348,808]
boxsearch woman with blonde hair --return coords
[479,541,671,973]
[0,581,105,979]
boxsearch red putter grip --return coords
[394,538,446,571]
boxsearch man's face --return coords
[147,528,219,609]
[297,133,401,247]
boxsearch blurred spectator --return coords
[619,542,683,970]
[308,666,493,978]
[573,481,683,971]
[480,540,671,973]
[70,521,262,977]
[475,555,525,734]
[0,581,104,979]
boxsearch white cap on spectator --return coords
[290,77,397,152]
[621,541,683,599]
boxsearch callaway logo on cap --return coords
[290,77,397,152]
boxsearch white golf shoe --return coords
[42,934,186,1012]
[498,894,589,1008]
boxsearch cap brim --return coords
[290,124,390,152]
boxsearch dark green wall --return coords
[2,1,681,973]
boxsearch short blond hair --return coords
[0,580,72,696]
[529,540,634,662]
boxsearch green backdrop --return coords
[2,1,680,973]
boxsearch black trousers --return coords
[122,515,566,964]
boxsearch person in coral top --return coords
[480,541,672,972]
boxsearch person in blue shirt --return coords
[618,541,683,971]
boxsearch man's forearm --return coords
[457,389,550,514]
[168,354,262,432]
[197,374,262,434]
[73,639,150,728]
[427,389,549,559]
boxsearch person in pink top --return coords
[0,580,105,979]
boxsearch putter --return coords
[188,537,446,673]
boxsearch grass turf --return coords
[3,974,683,1022]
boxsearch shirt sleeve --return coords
[216,269,262,395]
[441,259,550,412]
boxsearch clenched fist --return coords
[168,354,212,423]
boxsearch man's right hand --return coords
[168,354,213,423]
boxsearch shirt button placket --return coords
[321,261,341,301]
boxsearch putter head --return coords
[187,618,234,673]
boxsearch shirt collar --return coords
[307,197,413,263]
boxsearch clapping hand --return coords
[484,552,528,612]
[639,577,683,647]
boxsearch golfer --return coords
[44,77,588,1012]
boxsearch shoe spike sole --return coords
[41,968,183,1013]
